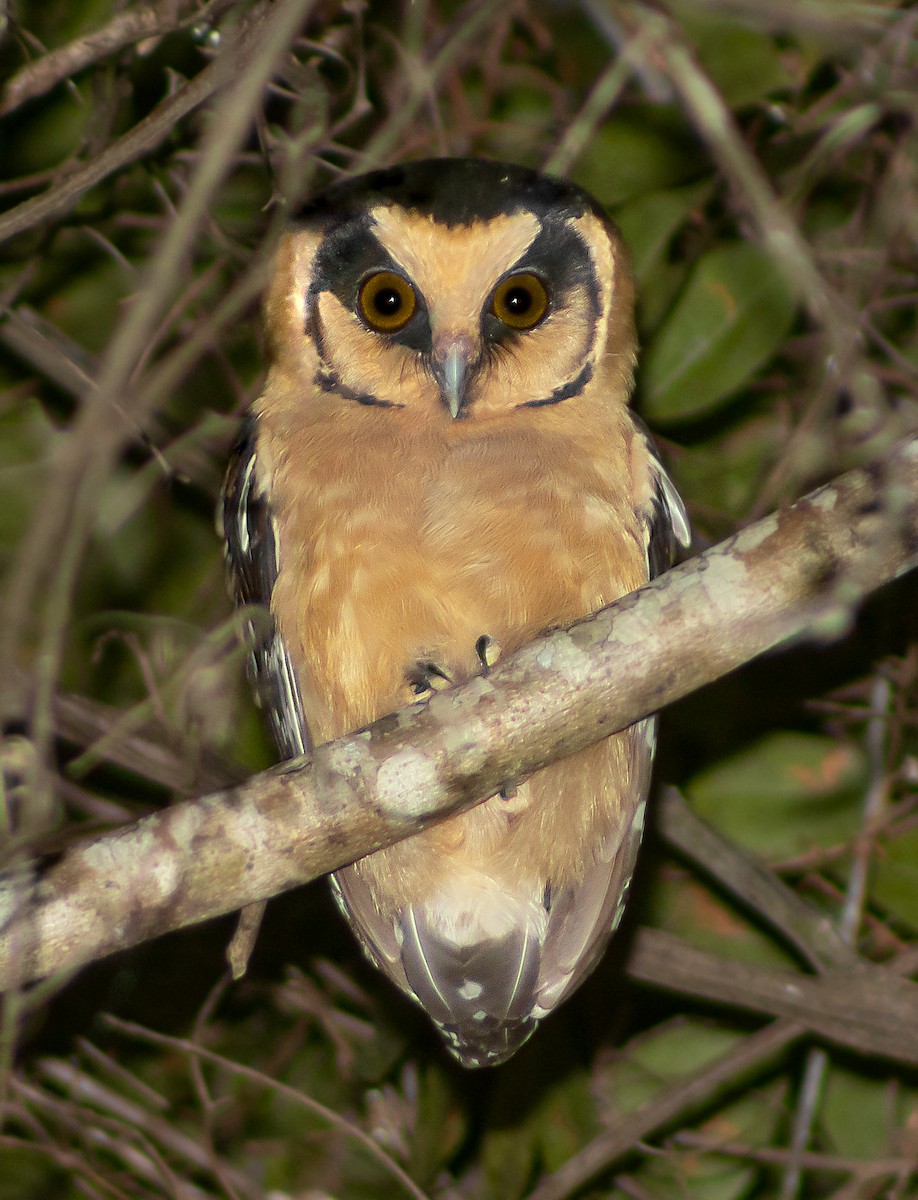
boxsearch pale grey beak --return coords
[442,345,466,419]
[432,337,475,419]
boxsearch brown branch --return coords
[0,14,235,247]
[0,0,217,118]
[670,0,900,37]
[0,436,915,992]
[627,928,918,1067]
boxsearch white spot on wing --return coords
[631,799,647,834]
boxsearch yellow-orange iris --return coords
[491,272,549,330]
[358,271,417,332]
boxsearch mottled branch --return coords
[0,435,916,992]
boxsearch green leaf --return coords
[687,732,866,860]
[408,1063,467,1188]
[483,1032,597,1200]
[483,1101,539,1200]
[611,1021,744,1112]
[601,1022,783,1199]
[821,1065,905,1160]
[672,3,792,107]
[872,826,918,930]
[615,182,714,287]
[650,868,798,972]
[673,412,782,519]
[573,109,705,207]
[641,242,797,422]
[615,182,715,332]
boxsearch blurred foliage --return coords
[1,0,918,1197]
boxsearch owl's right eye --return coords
[358,271,417,332]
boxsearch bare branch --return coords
[0,13,232,247]
[627,927,918,1067]
[0,0,215,119]
[0,435,915,992]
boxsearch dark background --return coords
[2,2,917,1197]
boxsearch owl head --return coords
[262,158,636,424]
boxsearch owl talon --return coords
[406,660,453,698]
[475,635,501,675]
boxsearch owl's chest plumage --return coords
[265,409,646,745]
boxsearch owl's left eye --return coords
[491,272,549,330]
[358,271,417,332]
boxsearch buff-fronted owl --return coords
[223,158,690,1068]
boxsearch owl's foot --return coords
[475,635,502,675]
[406,659,453,699]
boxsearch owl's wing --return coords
[636,416,692,578]
[339,727,660,1069]
[532,425,690,1019]
[534,717,656,1017]
[223,416,311,760]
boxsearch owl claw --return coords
[475,635,501,675]
[406,660,453,698]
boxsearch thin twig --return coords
[525,1021,804,1200]
[596,0,860,363]
[779,676,891,1199]
[543,51,636,178]
[0,0,224,118]
[357,0,509,168]
[103,1015,432,1200]
[0,7,255,247]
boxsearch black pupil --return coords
[504,285,533,314]
[373,286,403,316]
